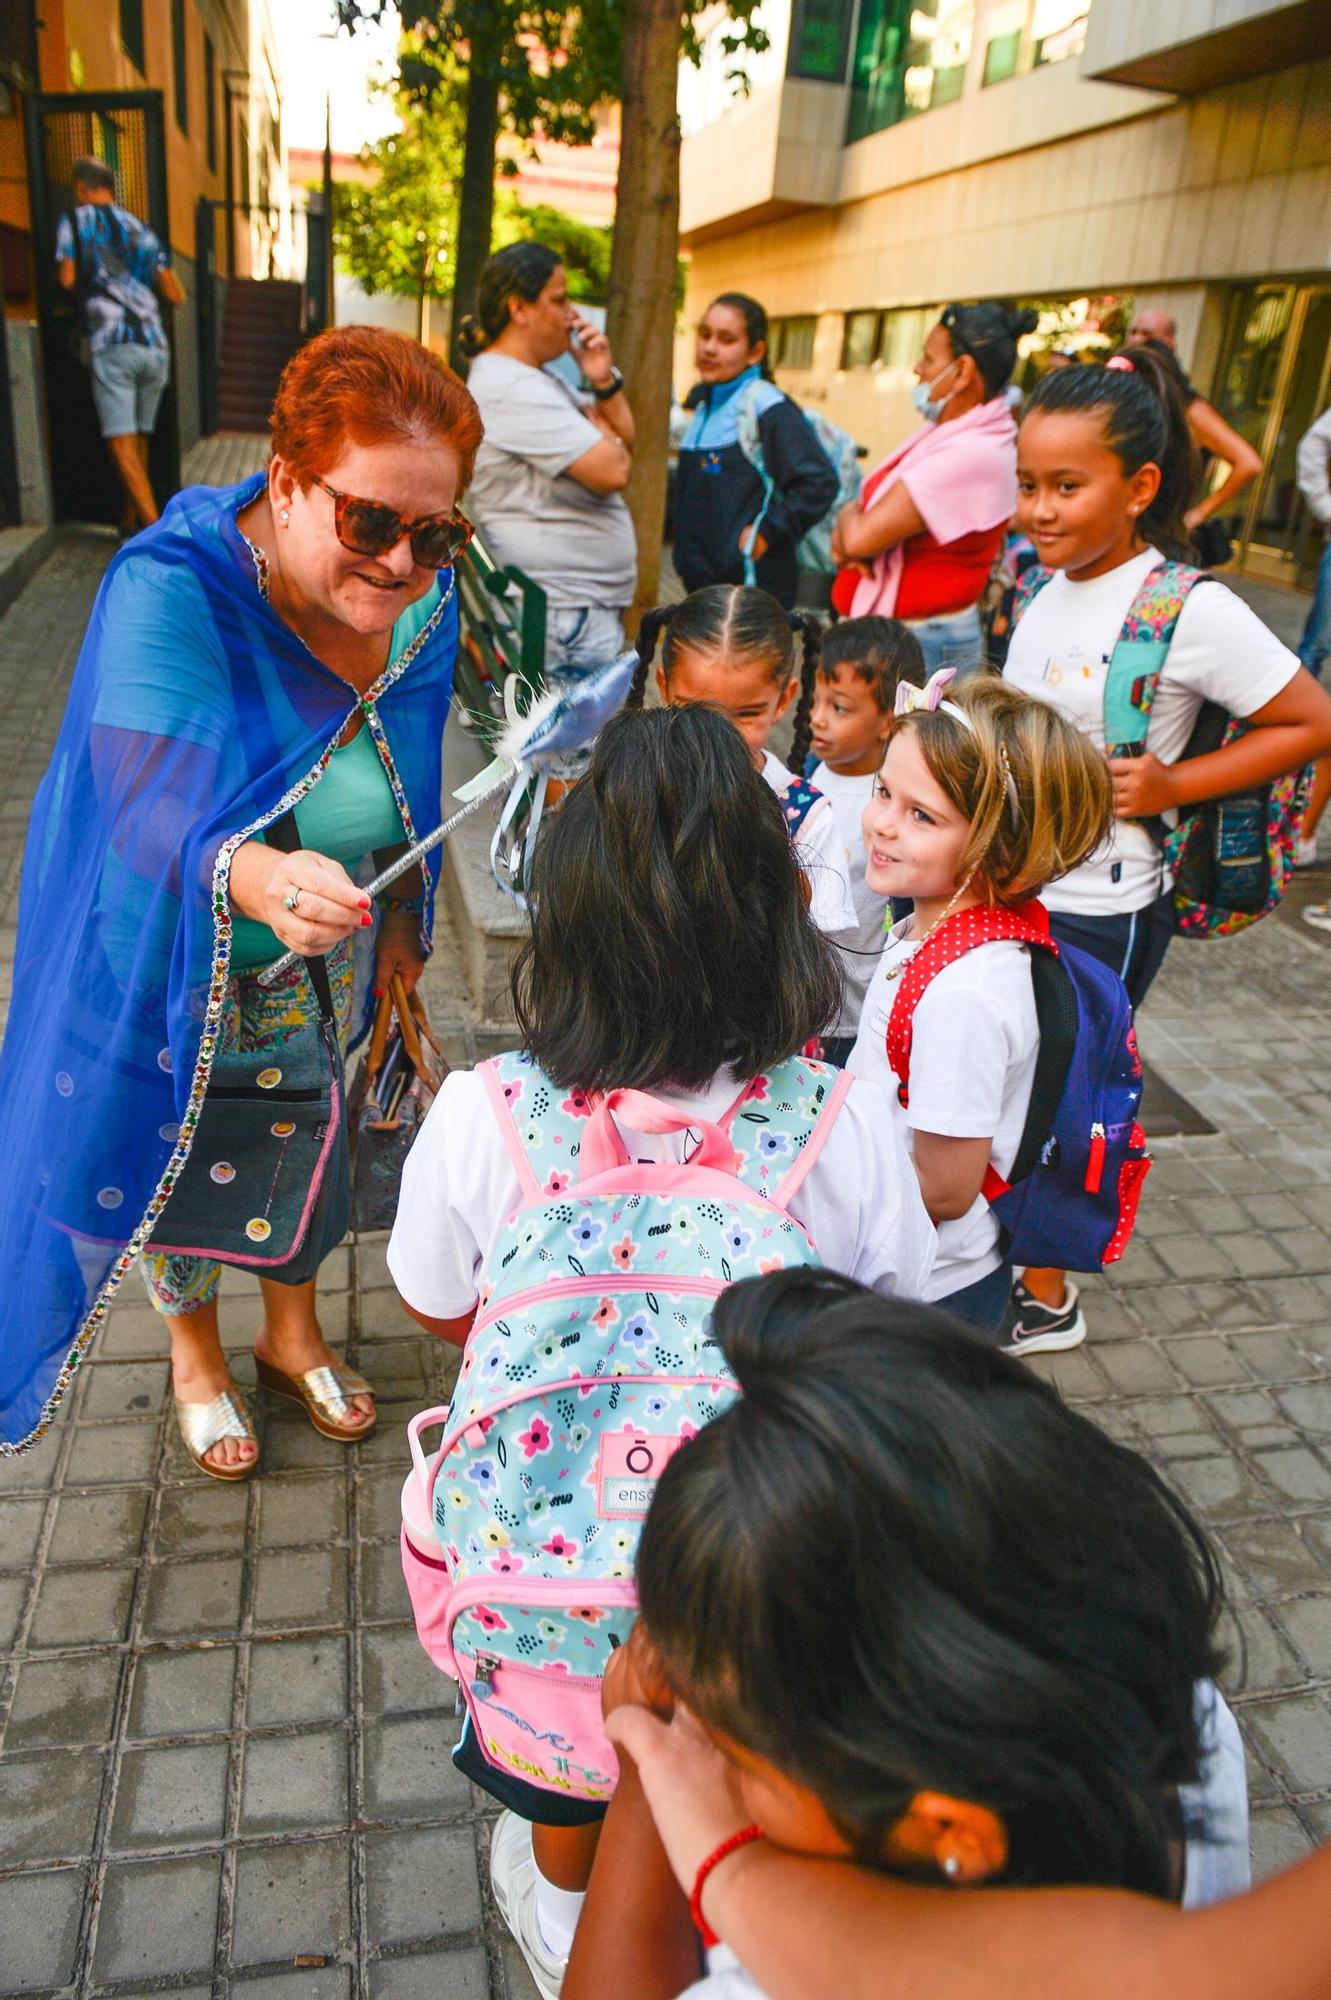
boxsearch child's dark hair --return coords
[630,585,823,770]
[819,616,925,715]
[638,1270,1224,1899]
[456,242,561,358]
[512,706,841,1091]
[1024,346,1200,560]
[938,302,1039,399]
[708,292,774,381]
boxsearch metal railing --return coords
[453,532,548,750]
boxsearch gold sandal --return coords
[175,1387,260,1482]
[254,1355,377,1442]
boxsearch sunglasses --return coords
[310,475,474,568]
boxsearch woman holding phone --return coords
[460,242,639,686]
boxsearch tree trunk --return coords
[606,0,682,629]
[450,44,501,375]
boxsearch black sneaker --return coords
[1001,1279,1087,1356]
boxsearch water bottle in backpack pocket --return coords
[400,1050,851,1803]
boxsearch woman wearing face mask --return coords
[832,303,1039,675]
[673,293,839,611]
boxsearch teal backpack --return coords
[400,1049,851,1804]
[1013,558,1309,939]
[736,383,862,580]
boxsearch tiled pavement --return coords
[3,523,1331,1994]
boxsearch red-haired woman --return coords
[0,327,480,1477]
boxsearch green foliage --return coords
[332,94,463,302]
[335,0,771,149]
[491,192,611,299]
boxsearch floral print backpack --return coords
[400,1049,850,1804]
[1014,559,1310,938]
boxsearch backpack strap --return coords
[771,1066,853,1208]
[979,946,1079,1204]
[1103,559,1207,755]
[779,775,824,839]
[1011,563,1054,623]
[886,901,1057,1108]
[736,380,777,588]
[477,1058,544,1203]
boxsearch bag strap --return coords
[578,1088,740,1182]
[980,945,1080,1203]
[1103,559,1207,755]
[1011,563,1054,624]
[264,809,336,1025]
[886,901,1056,1107]
[779,775,824,839]
[736,380,777,589]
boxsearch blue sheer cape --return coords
[0,475,458,1449]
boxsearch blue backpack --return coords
[736,383,862,580]
[886,902,1150,1273]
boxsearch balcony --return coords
[1082,0,1331,94]
[679,75,846,244]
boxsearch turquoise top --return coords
[230,722,404,971]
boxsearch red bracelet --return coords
[689,1823,765,1949]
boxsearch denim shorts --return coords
[904,604,985,679]
[90,341,170,437]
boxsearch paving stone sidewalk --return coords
[4,531,1331,1995]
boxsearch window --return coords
[879,304,937,369]
[171,0,189,134]
[981,0,1087,85]
[120,0,145,73]
[981,0,1025,84]
[841,310,882,369]
[1032,0,1087,67]
[772,316,817,370]
[787,0,855,82]
[847,0,975,144]
[204,35,217,172]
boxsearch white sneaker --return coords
[1294,834,1320,868]
[1302,900,1331,932]
[488,1810,568,2000]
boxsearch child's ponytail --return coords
[787,612,821,773]
[630,604,677,707]
[1025,350,1200,562]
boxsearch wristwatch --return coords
[591,368,624,402]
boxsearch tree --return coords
[606,0,679,621]
[492,193,612,302]
[337,0,621,369]
[332,94,462,340]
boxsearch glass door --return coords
[1213,282,1331,586]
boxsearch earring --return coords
[279,508,290,525]
[943,1855,960,1880]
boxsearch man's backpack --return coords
[1013,559,1311,938]
[886,902,1150,1274]
[736,383,862,580]
[400,1049,850,1803]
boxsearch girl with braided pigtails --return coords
[629,585,857,942]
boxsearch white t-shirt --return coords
[464,352,638,610]
[810,762,889,1036]
[1005,548,1300,916]
[388,1062,936,1317]
[849,922,1038,1301]
[678,1681,1250,2000]
[761,752,858,941]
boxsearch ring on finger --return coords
[282,887,302,913]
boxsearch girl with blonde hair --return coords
[849,670,1114,1333]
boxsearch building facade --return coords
[677,0,1331,586]
[0,0,288,521]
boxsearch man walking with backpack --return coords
[56,156,183,535]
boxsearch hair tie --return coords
[1105,355,1135,373]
